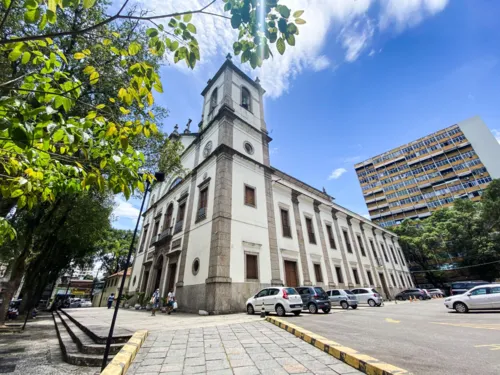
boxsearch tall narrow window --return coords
[246,254,258,280]
[210,87,218,112]
[367,271,374,285]
[399,274,405,287]
[357,235,366,256]
[390,247,398,264]
[326,224,336,249]
[197,186,209,222]
[352,268,360,284]
[139,228,148,252]
[343,230,352,253]
[163,204,173,232]
[390,274,396,286]
[381,244,389,262]
[305,217,316,244]
[314,264,323,283]
[407,275,412,287]
[370,240,381,266]
[335,266,344,284]
[280,209,292,238]
[244,185,256,207]
[399,249,406,266]
[174,201,186,234]
[241,87,251,111]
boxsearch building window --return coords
[305,217,316,244]
[326,224,336,249]
[381,244,389,262]
[335,266,344,284]
[169,177,183,191]
[399,274,405,287]
[390,247,398,264]
[367,271,374,285]
[370,240,381,266]
[357,235,366,256]
[174,201,186,234]
[243,141,254,155]
[241,87,252,111]
[246,254,258,280]
[399,250,406,266]
[139,227,148,252]
[244,185,256,207]
[163,204,173,231]
[352,268,360,284]
[210,87,217,112]
[407,275,412,286]
[280,209,292,238]
[192,258,200,275]
[343,230,352,253]
[390,273,396,286]
[196,186,209,222]
[314,264,323,283]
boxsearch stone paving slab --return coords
[128,321,362,375]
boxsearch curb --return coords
[100,330,148,375]
[266,317,411,375]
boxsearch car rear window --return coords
[314,287,327,296]
[344,290,354,295]
[451,283,467,289]
[284,288,298,295]
[370,289,380,294]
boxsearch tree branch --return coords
[0,1,223,45]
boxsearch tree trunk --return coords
[0,252,27,326]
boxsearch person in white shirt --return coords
[167,290,175,315]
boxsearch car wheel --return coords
[293,311,301,316]
[351,305,358,309]
[341,301,349,310]
[308,303,318,314]
[454,302,468,313]
[247,304,255,315]
[276,304,286,317]
[376,303,382,307]
[418,296,424,300]
[368,299,376,307]
[322,308,331,314]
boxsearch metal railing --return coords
[174,220,184,234]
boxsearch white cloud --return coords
[134,0,448,97]
[113,196,140,220]
[492,129,500,144]
[269,147,279,155]
[342,155,363,164]
[328,168,347,180]
[379,0,448,30]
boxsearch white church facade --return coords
[128,58,413,313]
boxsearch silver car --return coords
[444,284,500,313]
[327,289,358,309]
[350,288,383,307]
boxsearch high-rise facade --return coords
[356,116,500,228]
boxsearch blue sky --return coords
[112,0,500,230]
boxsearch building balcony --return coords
[174,220,184,235]
[155,227,173,246]
[195,207,207,223]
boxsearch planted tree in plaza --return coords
[0,0,306,323]
[94,228,136,276]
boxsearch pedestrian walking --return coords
[151,288,160,316]
[107,293,115,309]
[167,290,175,315]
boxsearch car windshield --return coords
[314,287,327,296]
[284,288,298,295]
[371,289,379,294]
[344,290,354,295]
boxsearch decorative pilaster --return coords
[291,191,311,285]
[360,225,381,287]
[382,233,401,289]
[265,170,283,286]
[314,201,335,287]
[331,209,353,286]
[347,217,366,286]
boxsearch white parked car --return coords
[444,284,500,313]
[246,287,303,317]
[350,288,383,307]
[80,300,92,307]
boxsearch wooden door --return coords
[379,272,390,299]
[166,263,177,293]
[284,261,298,287]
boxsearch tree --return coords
[94,228,136,276]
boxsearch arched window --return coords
[164,203,174,231]
[210,87,218,112]
[169,177,183,191]
[241,87,251,111]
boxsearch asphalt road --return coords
[281,299,500,375]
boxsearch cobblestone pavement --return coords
[128,320,361,375]
[0,316,99,375]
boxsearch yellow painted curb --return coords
[101,330,149,375]
[266,317,412,375]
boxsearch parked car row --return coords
[246,286,385,317]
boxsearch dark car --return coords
[395,288,431,301]
[450,281,489,296]
[296,286,331,314]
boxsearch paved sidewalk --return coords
[128,320,361,375]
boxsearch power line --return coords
[410,259,500,273]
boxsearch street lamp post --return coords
[101,173,165,371]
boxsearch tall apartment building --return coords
[128,57,412,314]
[356,116,500,228]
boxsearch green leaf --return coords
[276,37,286,55]
[186,23,196,33]
[146,28,158,38]
[128,41,142,56]
[100,159,107,169]
[168,18,177,27]
[231,14,241,29]
[17,195,27,209]
[25,0,37,10]
[3,0,11,8]
[24,8,41,24]
[8,49,22,62]
[295,18,306,25]
[153,81,163,93]
[83,65,95,74]
[183,13,192,22]
[224,2,231,11]
[250,52,257,69]
[169,40,179,51]
[241,49,251,64]
[39,13,47,30]
[48,0,57,13]
[278,5,291,18]
[233,42,242,55]
[286,34,295,46]
[47,10,56,24]
[293,10,304,18]
[74,52,85,60]
[287,23,298,35]
[21,51,31,64]
[89,71,99,84]
[11,189,23,198]
[278,18,287,33]
[83,0,96,9]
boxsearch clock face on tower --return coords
[203,141,213,158]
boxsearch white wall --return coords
[233,119,264,164]
[459,116,500,178]
[231,73,262,130]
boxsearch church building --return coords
[128,57,413,314]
